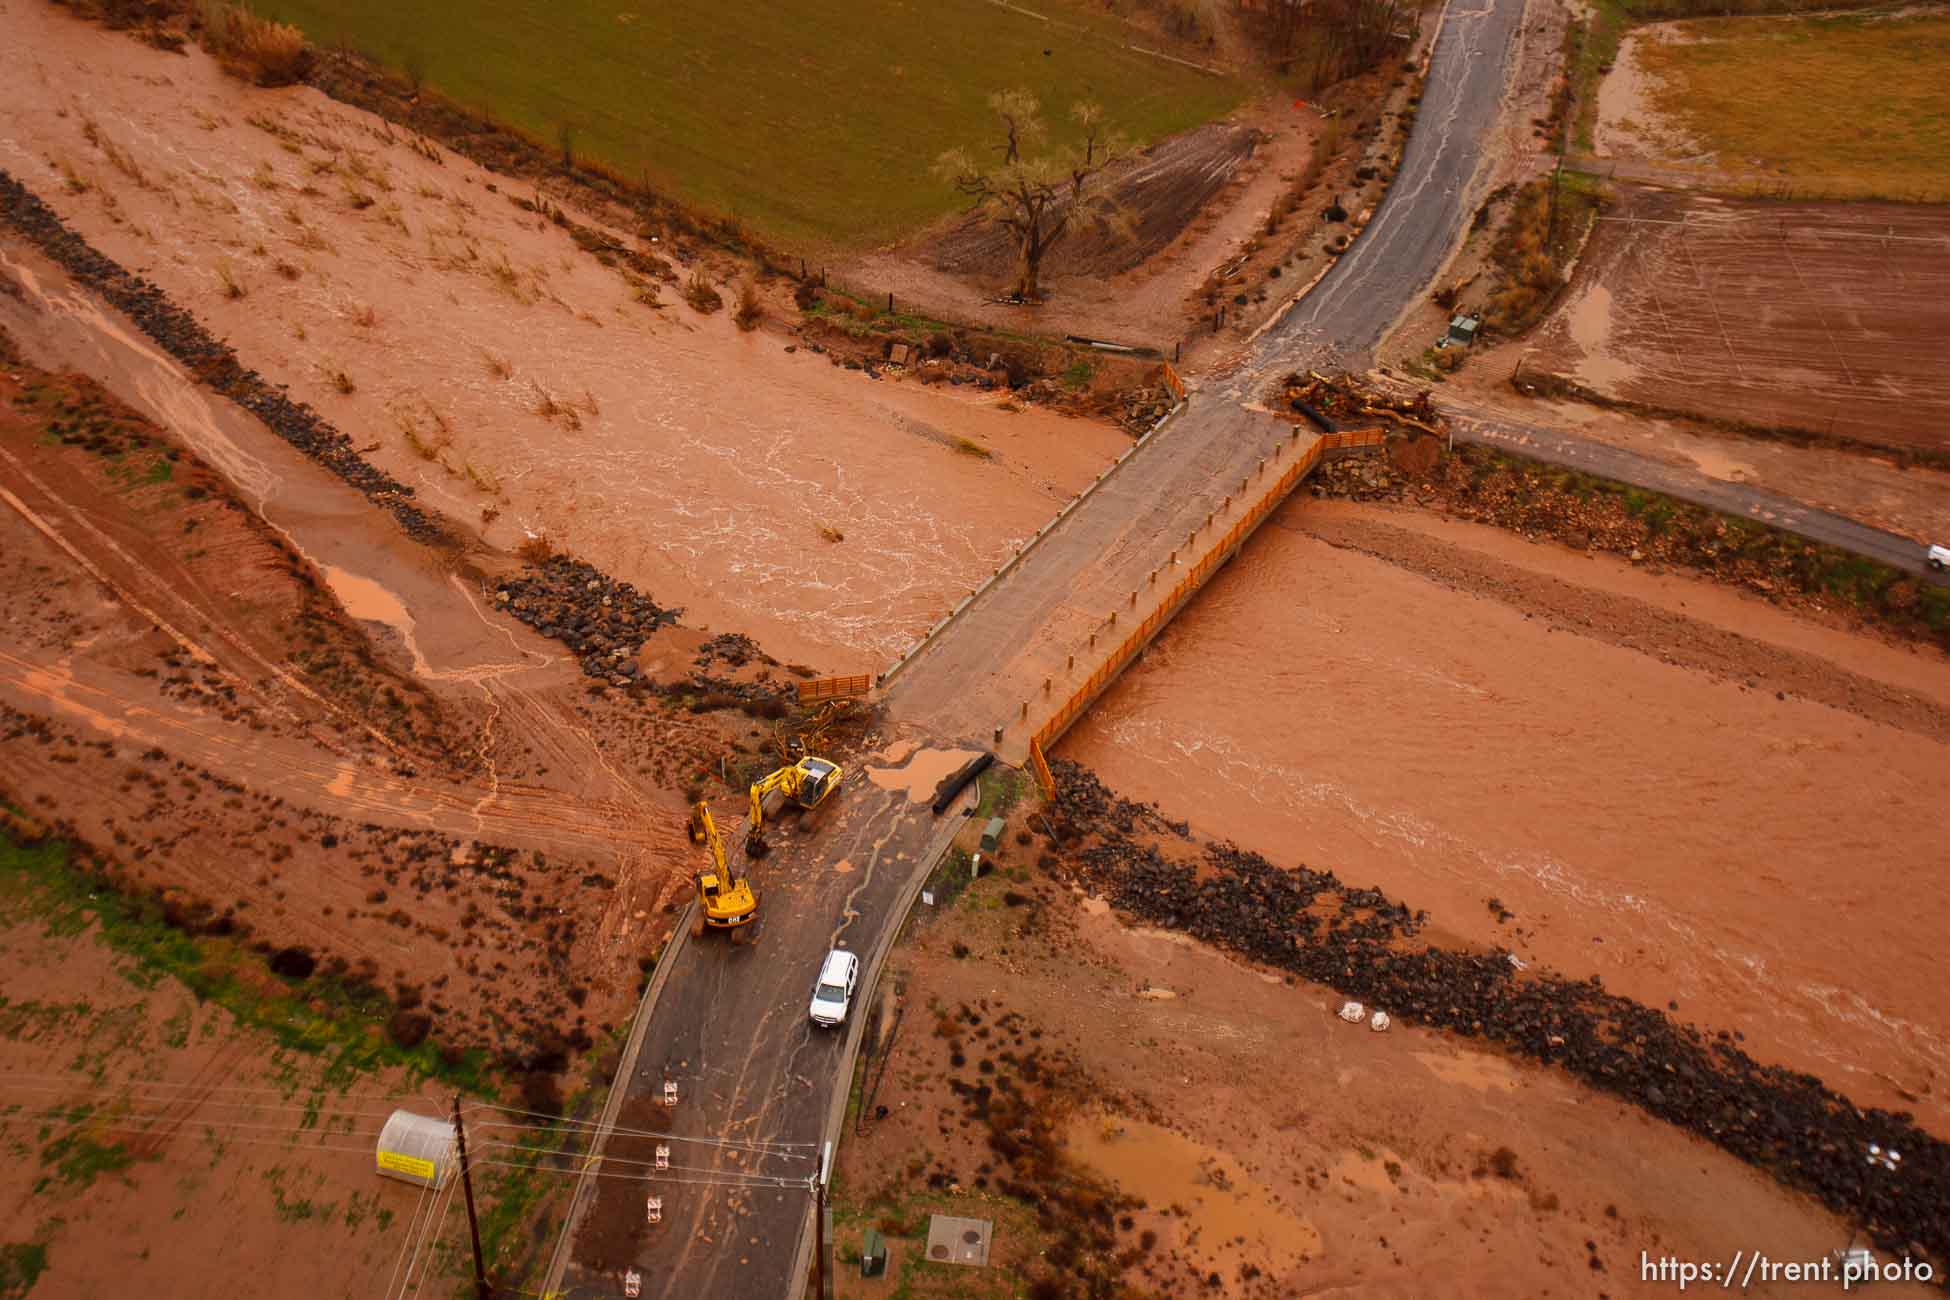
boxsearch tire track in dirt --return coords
[0,649,650,854]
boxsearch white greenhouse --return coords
[375,1109,457,1190]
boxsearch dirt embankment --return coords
[1309,430,1950,654]
[0,343,651,1068]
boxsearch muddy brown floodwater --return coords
[0,4,1130,673]
[1061,499,1950,1132]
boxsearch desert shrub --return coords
[197,2,312,87]
[519,1071,565,1116]
[1479,179,1565,335]
[683,269,723,314]
[386,1009,432,1049]
[733,279,763,331]
[516,533,555,565]
[267,946,316,979]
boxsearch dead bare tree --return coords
[935,91,1126,302]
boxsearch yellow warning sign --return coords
[377,1150,436,1181]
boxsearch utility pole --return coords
[453,1095,492,1300]
[815,1141,833,1300]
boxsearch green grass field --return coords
[1637,11,1950,200]
[257,0,1248,250]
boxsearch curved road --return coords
[1264,0,1529,363]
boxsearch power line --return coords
[471,1140,807,1185]
[0,1105,390,1142]
[0,1120,385,1158]
[0,1104,386,1141]
[472,1158,809,1191]
[0,1069,441,1106]
[466,1106,818,1154]
[400,1168,462,1300]
[382,1157,442,1300]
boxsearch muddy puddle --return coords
[1565,281,1640,389]
[864,747,983,803]
[1060,508,1950,1128]
[1066,1113,1322,1272]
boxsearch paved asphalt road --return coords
[544,0,1554,1294]
[1441,402,1950,582]
[555,775,971,1300]
[1263,0,1531,364]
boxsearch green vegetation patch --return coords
[1571,0,1631,151]
[256,0,1246,249]
[36,1117,134,1195]
[0,1242,49,1300]
[1636,12,1950,200]
[0,831,490,1092]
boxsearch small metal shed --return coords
[860,1228,888,1278]
[375,1109,457,1189]
[1447,313,1481,345]
[979,817,1006,853]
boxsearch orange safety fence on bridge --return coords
[1028,736,1055,798]
[796,673,872,705]
[1025,427,1384,760]
[1158,361,1187,403]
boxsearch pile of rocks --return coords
[1311,453,1406,502]
[1116,385,1175,435]
[0,170,447,543]
[1046,759,1948,1267]
[497,557,679,683]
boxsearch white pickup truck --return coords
[1929,543,1950,573]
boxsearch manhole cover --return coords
[924,1214,993,1268]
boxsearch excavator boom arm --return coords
[691,802,728,877]
[747,766,800,836]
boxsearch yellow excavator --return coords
[686,801,757,934]
[745,756,843,856]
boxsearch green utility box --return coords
[860,1228,887,1278]
[980,817,1005,852]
